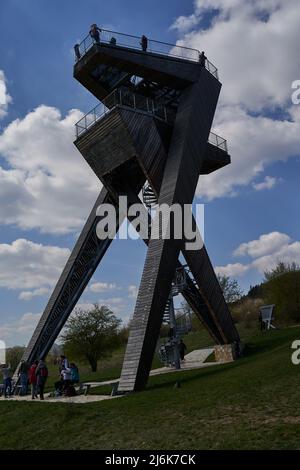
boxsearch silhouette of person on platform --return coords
[199,51,207,67]
[74,44,81,61]
[140,35,148,52]
[90,24,102,44]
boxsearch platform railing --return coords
[75,89,227,153]
[75,88,172,138]
[208,132,228,152]
[74,28,219,80]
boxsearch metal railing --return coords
[75,89,228,153]
[208,132,227,152]
[75,88,172,138]
[74,28,219,80]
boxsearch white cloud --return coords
[170,14,199,33]
[99,297,123,304]
[216,231,300,278]
[89,282,117,293]
[253,176,278,191]
[234,231,291,258]
[172,0,300,199]
[176,0,300,110]
[128,284,138,299]
[0,105,100,234]
[215,262,250,277]
[0,312,41,347]
[251,240,300,273]
[19,287,51,301]
[0,71,12,119]
[196,105,300,200]
[0,238,70,290]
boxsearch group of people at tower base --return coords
[0,355,79,400]
[74,24,207,68]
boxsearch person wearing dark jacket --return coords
[28,360,39,399]
[70,363,80,385]
[0,364,12,398]
[199,51,207,67]
[74,43,81,61]
[19,360,29,396]
[89,24,101,44]
[35,359,48,400]
[140,35,148,52]
[178,339,187,361]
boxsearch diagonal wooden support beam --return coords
[118,69,222,392]
[17,187,119,371]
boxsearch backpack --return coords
[64,385,77,397]
[39,366,48,378]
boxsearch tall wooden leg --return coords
[118,70,221,392]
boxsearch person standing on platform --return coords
[74,44,81,61]
[89,24,102,44]
[140,35,148,52]
[199,50,207,67]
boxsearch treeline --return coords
[231,261,300,327]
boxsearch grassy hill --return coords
[0,325,300,449]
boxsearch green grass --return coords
[1,324,300,449]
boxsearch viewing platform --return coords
[75,91,228,151]
[74,87,230,183]
[73,29,219,103]
[75,28,219,79]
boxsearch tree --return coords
[248,283,264,299]
[264,261,299,282]
[61,304,122,372]
[217,274,243,304]
[6,346,25,372]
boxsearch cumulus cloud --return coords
[18,287,51,301]
[0,238,70,290]
[0,105,100,234]
[170,14,200,33]
[0,312,41,346]
[196,104,300,200]
[176,0,300,110]
[215,231,300,277]
[215,262,250,277]
[234,231,291,258]
[251,240,300,273]
[89,282,118,293]
[253,176,278,191]
[0,71,12,119]
[172,0,300,199]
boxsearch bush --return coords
[263,271,300,325]
[6,346,25,373]
[230,297,264,325]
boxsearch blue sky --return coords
[0,0,299,346]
